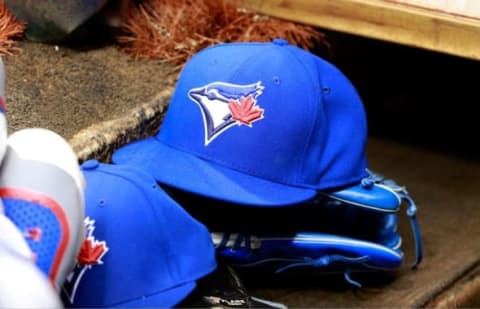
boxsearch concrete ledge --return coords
[4,40,176,142]
[69,87,172,162]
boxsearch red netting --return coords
[0,0,25,55]
[116,0,329,66]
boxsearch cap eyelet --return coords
[272,76,281,85]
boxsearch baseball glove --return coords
[166,169,422,288]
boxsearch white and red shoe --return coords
[0,128,85,290]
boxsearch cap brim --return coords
[115,281,196,308]
[112,137,317,206]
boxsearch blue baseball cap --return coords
[113,39,369,206]
[61,160,217,308]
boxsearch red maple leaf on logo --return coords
[228,95,264,126]
[77,238,107,265]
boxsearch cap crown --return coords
[62,161,216,307]
[158,39,368,191]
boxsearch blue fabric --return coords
[3,198,63,277]
[113,39,368,206]
[61,160,217,308]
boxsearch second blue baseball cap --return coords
[61,160,217,308]
[113,39,368,206]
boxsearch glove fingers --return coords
[213,232,403,272]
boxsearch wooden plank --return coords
[241,0,480,61]
[426,264,480,308]
[386,0,480,20]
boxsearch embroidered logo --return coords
[62,217,109,304]
[188,81,265,145]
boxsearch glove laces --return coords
[362,169,423,268]
[275,255,369,287]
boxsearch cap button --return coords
[82,159,99,170]
[272,38,289,46]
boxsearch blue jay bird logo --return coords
[188,81,265,145]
